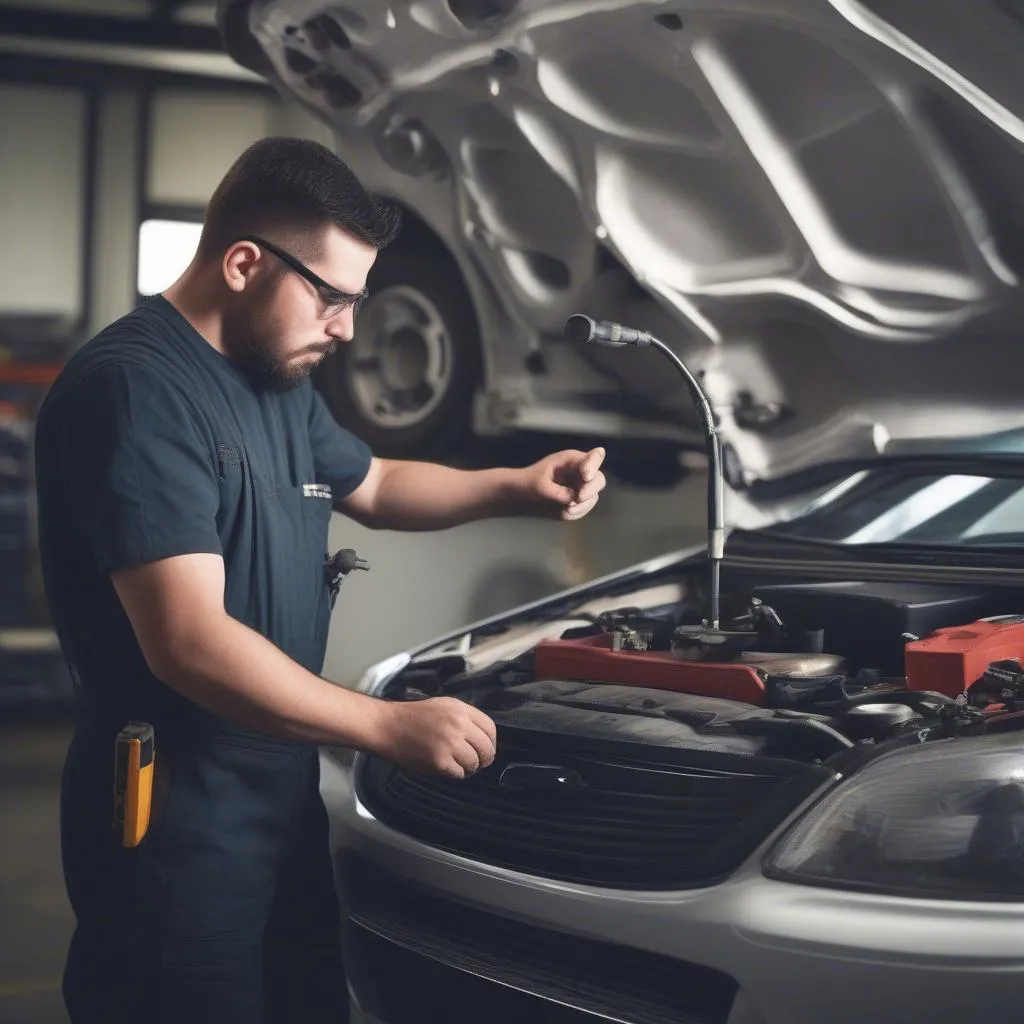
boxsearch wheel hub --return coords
[347,285,453,430]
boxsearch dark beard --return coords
[239,342,309,393]
[223,296,333,392]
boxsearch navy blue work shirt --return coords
[34,296,372,725]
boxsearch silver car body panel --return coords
[225,0,1024,483]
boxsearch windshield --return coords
[765,470,1024,548]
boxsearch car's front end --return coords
[320,459,1024,1024]
[323,741,1024,1024]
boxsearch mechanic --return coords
[33,136,607,1023]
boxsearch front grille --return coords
[357,727,831,890]
[339,855,738,1024]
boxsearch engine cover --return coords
[534,633,767,704]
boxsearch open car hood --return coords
[219,0,1024,484]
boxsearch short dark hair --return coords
[198,136,402,259]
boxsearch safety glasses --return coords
[240,235,369,318]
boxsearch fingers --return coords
[540,448,607,510]
[442,728,494,780]
[470,705,498,747]
[575,469,607,505]
[566,448,605,503]
[563,494,599,520]
[564,463,606,517]
[580,446,606,483]
[432,701,497,778]
[453,740,481,776]
[466,722,497,769]
[541,478,577,505]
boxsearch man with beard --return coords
[34,136,607,1023]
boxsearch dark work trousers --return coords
[60,718,349,1023]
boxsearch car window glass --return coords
[772,472,1024,547]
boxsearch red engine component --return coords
[533,633,767,705]
[905,619,1024,697]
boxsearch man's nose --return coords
[325,308,354,342]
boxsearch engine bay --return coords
[366,308,1024,772]
[382,572,1024,768]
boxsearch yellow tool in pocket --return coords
[113,722,155,848]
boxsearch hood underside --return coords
[222,0,1024,482]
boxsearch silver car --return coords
[221,3,1024,1021]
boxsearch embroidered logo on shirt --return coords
[302,483,333,500]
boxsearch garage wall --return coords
[0,83,88,326]
[0,75,335,340]
[148,91,271,206]
[146,89,335,208]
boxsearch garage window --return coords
[137,218,202,297]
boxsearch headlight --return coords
[764,732,1024,901]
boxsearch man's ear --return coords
[222,241,260,294]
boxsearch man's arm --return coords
[307,382,606,529]
[111,553,496,778]
[340,448,607,531]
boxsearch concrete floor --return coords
[0,710,74,1024]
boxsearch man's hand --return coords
[522,446,607,521]
[370,697,498,779]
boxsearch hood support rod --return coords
[564,314,724,629]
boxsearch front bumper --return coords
[321,751,1024,1024]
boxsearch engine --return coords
[384,579,1024,767]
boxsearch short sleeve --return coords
[307,386,373,500]
[60,362,222,574]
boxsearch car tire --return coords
[315,242,481,460]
